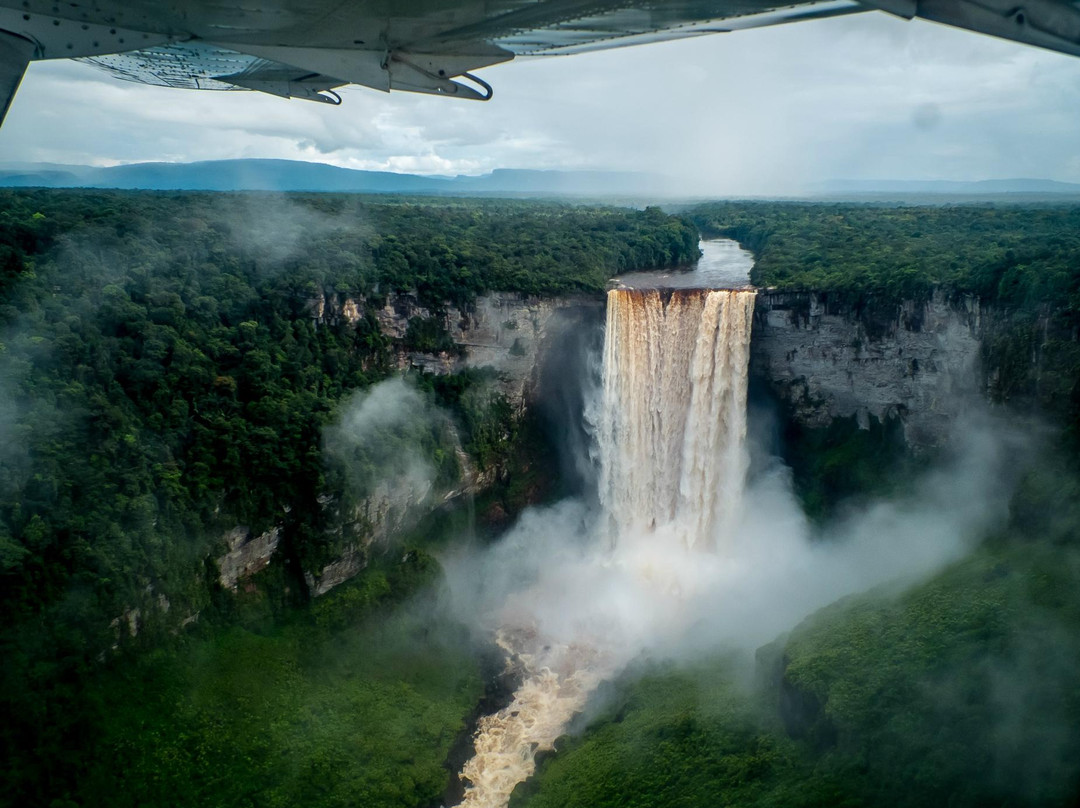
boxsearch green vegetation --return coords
[689,202,1080,311]
[511,657,823,808]
[16,555,482,808]
[0,189,698,807]
[779,413,914,522]
[5,192,1080,808]
[514,539,1080,808]
[778,540,1080,807]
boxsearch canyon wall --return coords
[219,291,601,597]
[221,282,1048,596]
[750,290,985,450]
[312,291,594,410]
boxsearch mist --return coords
[222,193,373,269]
[436,293,1035,806]
[323,376,446,503]
[444,411,1022,668]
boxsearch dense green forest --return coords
[692,201,1080,476]
[3,193,1080,808]
[0,189,698,807]
[689,202,1080,311]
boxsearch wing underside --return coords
[0,30,34,124]
[72,0,863,109]
[81,44,349,104]
[2,0,1080,128]
[451,0,867,55]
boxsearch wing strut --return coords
[0,31,35,129]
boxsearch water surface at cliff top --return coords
[612,239,754,290]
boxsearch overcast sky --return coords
[2,12,1080,195]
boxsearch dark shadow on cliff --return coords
[532,304,605,505]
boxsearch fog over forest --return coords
[0,191,1078,808]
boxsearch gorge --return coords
[3,194,1079,808]
[454,283,757,807]
[221,236,997,603]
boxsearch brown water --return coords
[450,284,756,808]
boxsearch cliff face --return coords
[219,290,600,598]
[222,283,1009,596]
[314,291,593,410]
[218,526,283,591]
[750,291,984,450]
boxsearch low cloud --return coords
[323,377,447,504]
[443,414,1025,669]
[5,16,1080,193]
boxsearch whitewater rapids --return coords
[452,286,757,808]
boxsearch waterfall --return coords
[453,286,757,808]
[598,289,755,550]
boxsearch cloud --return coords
[323,377,446,503]
[3,14,1080,192]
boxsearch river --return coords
[611,238,754,290]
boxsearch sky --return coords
[3,12,1080,195]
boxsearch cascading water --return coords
[452,282,757,808]
[599,288,755,550]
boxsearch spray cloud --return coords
[442,285,1022,808]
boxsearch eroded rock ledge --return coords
[751,290,984,450]
[219,290,601,597]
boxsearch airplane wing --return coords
[1,30,34,125]
[2,0,1080,129]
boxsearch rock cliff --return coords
[751,290,984,450]
[312,290,594,410]
[220,290,598,597]
[218,526,283,591]
[224,282,1013,595]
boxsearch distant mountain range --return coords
[3,160,1079,199]
[0,159,659,197]
[812,178,1080,196]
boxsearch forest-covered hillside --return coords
[513,538,1080,808]
[0,190,698,807]
[689,202,1080,309]
[3,193,1080,808]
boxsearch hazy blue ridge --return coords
[812,178,1080,195]
[0,159,657,196]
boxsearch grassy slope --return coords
[514,539,1080,808]
[37,559,483,808]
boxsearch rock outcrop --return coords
[217,526,283,591]
[751,290,984,449]
[311,290,594,411]
[305,475,434,597]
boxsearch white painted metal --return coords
[1,0,1080,128]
